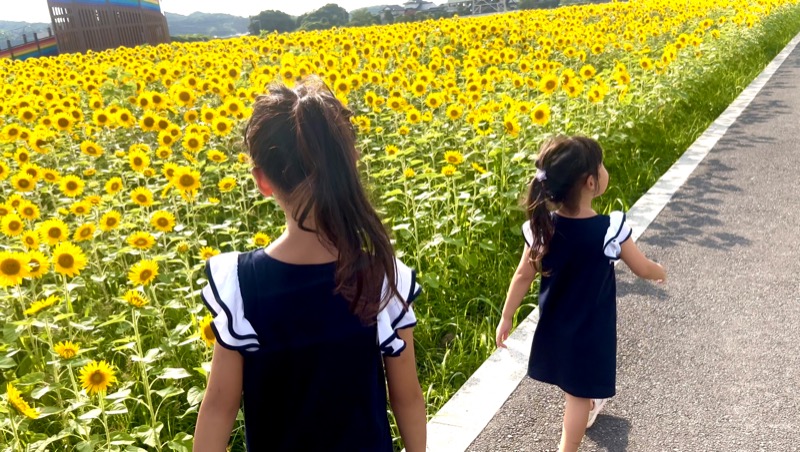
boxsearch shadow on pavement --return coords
[585,414,632,452]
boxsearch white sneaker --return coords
[587,398,607,428]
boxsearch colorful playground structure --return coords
[1,0,169,61]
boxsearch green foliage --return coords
[349,9,381,27]
[298,4,349,31]
[248,10,297,35]
[165,12,249,38]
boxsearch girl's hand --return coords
[496,317,513,349]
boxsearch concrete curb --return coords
[422,30,800,452]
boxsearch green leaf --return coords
[167,433,193,452]
[132,423,163,448]
[0,355,15,369]
[36,406,63,419]
[186,386,204,407]
[30,386,50,399]
[105,388,132,400]
[110,432,136,446]
[78,408,102,420]
[159,368,191,380]
[155,386,184,400]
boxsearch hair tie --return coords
[535,169,547,182]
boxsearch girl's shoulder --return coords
[521,210,632,260]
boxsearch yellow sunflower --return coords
[199,315,216,347]
[0,251,30,287]
[73,223,96,242]
[182,133,204,153]
[211,117,234,137]
[130,187,154,207]
[128,150,150,173]
[471,162,488,174]
[252,233,271,247]
[38,219,69,245]
[128,259,159,286]
[79,360,117,396]
[538,73,560,95]
[199,246,220,261]
[53,112,74,131]
[531,103,551,126]
[0,161,9,181]
[69,200,92,216]
[217,177,237,193]
[59,175,85,198]
[105,177,124,195]
[441,165,457,177]
[504,113,521,137]
[26,250,48,279]
[127,231,156,250]
[99,211,122,232]
[54,341,80,359]
[6,383,39,419]
[123,289,149,308]
[206,149,228,163]
[41,168,60,184]
[23,295,60,316]
[21,230,40,249]
[16,200,40,221]
[11,173,36,192]
[444,151,465,166]
[404,168,416,179]
[80,140,104,157]
[1,213,25,237]
[173,167,201,193]
[52,241,87,277]
[150,210,176,232]
[14,148,31,165]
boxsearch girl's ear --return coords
[251,168,274,197]
[585,173,596,191]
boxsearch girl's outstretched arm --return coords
[193,343,243,452]
[619,239,666,282]
[384,327,426,452]
[496,246,537,348]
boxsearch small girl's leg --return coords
[558,393,591,452]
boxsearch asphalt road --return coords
[467,39,800,452]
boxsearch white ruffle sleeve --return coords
[522,220,533,248]
[603,211,633,261]
[200,252,260,351]
[376,258,421,357]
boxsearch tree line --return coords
[248,3,459,35]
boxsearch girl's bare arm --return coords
[619,239,666,282]
[384,327,426,452]
[496,247,536,347]
[193,343,243,452]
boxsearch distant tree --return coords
[249,10,296,35]
[298,4,349,31]
[349,9,380,27]
[383,10,395,24]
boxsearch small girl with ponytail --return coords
[495,136,665,452]
[193,78,426,451]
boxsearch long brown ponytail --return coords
[244,78,401,323]
[525,136,604,270]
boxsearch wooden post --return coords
[7,39,14,60]
[34,32,41,55]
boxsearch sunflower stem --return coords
[62,275,73,315]
[99,393,111,449]
[132,308,163,452]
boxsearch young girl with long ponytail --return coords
[193,78,426,451]
[496,136,666,452]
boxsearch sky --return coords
[1,0,394,23]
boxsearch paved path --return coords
[467,37,800,452]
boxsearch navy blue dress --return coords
[522,211,631,399]
[200,250,420,451]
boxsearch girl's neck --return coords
[264,214,338,265]
[556,196,596,219]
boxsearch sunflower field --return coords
[2,0,800,450]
